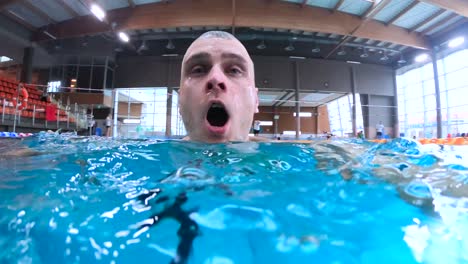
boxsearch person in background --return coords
[105,114,112,137]
[178,31,265,143]
[253,120,261,136]
[357,130,364,139]
[376,121,384,139]
[40,88,48,102]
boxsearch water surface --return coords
[1,134,467,264]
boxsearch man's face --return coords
[179,37,258,143]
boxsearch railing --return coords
[0,77,88,132]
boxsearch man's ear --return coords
[254,87,259,113]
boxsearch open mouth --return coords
[206,103,229,127]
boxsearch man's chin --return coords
[191,132,246,143]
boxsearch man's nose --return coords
[206,66,227,93]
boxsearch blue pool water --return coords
[1,133,468,263]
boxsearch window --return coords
[397,47,468,138]
[0,56,12,63]
[327,94,364,137]
[47,81,61,93]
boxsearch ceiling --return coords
[258,90,345,107]
[0,0,466,64]
[0,0,467,107]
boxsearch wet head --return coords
[179,31,259,143]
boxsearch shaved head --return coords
[178,31,259,142]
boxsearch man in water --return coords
[376,121,384,139]
[253,120,261,136]
[105,114,112,137]
[178,31,263,143]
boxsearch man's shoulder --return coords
[249,136,270,142]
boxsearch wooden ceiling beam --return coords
[57,0,80,18]
[32,0,430,49]
[386,1,419,25]
[333,0,345,12]
[326,0,392,58]
[430,18,467,38]
[420,13,459,35]
[1,9,36,30]
[0,0,18,10]
[409,9,445,32]
[232,0,236,35]
[361,0,390,18]
[21,0,57,24]
[418,0,468,18]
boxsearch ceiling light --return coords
[448,37,465,48]
[43,30,57,40]
[123,119,141,124]
[0,56,12,63]
[166,39,175,50]
[256,40,266,50]
[360,48,369,58]
[414,53,428,63]
[54,41,62,50]
[380,51,389,61]
[81,40,88,47]
[289,56,306,59]
[337,46,346,56]
[346,60,361,64]
[90,3,106,21]
[285,43,294,52]
[397,53,406,64]
[138,40,148,53]
[118,32,129,42]
[311,42,320,53]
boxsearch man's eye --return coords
[190,66,206,75]
[228,67,243,75]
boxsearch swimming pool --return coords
[1,133,467,263]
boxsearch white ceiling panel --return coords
[258,91,288,106]
[281,92,343,107]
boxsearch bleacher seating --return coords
[0,77,73,123]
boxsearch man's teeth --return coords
[211,103,223,108]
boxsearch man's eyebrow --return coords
[221,53,248,64]
[184,52,211,66]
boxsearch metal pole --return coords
[89,57,94,92]
[113,90,119,138]
[76,56,80,88]
[12,84,20,132]
[431,50,442,138]
[1,99,5,123]
[90,105,94,136]
[103,57,108,89]
[166,87,173,137]
[294,61,300,139]
[32,104,36,126]
[67,107,70,129]
[350,66,357,137]
[392,69,399,137]
[66,97,70,129]
[75,103,78,130]
[273,106,278,136]
[56,103,60,129]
